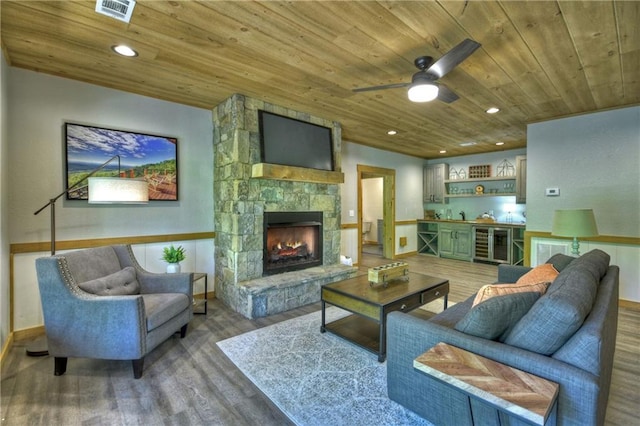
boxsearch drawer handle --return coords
[435,291,440,296]
[400,304,407,310]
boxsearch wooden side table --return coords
[414,342,558,426]
[192,273,208,315]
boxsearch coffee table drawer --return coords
[387,293,422,313]
[420,283,449,304]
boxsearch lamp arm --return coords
[34,155,121,215]
[33,155,121,256]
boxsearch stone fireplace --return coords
[212,94,357,319]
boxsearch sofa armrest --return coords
[387,311,596,388]
[497,264,531,283]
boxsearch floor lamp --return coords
[551,209,598,256]
[28,155,149,356]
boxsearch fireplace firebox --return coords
[263,211,323,276]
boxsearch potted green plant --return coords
[162,245,186,273]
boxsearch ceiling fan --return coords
[352,38,481,103]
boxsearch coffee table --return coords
[320,272,449,362]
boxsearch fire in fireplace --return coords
[263,211,323,275]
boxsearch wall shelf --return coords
[445,176,515,184]
[446,193,517,198]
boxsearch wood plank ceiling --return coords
[1,1,638,159]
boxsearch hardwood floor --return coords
[1,254,638,425]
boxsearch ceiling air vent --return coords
[95,0,136,23]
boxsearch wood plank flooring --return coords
[1,254,638,425]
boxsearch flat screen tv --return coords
[259,110,334,171]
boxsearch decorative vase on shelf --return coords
[166,263,181,274]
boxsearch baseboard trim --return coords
[395,250,418,259]
[13,325,46,342]
[0,332,15,368]
[620,299,640,311]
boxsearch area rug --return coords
[217,306,437,426]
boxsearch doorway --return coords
[357,165,395,260]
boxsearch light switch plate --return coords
[348,210,355,217]
[546,187,560,196]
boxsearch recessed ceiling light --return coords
[111,45,138,57]
[439,150,447,154]
[496,142,505,146]
[460,141,477,147]
[486,107,500,114]
[387,130,397,135]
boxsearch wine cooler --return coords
[473,226,511,264]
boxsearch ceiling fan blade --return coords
[352,82,410,93]
[436,84,459,103]
[426,38,481,79]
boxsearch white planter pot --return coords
[166,263,181,274]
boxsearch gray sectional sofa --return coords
[387,249,619,426]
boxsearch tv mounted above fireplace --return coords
[258,110,334,171]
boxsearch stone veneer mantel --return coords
[252,163,345,184]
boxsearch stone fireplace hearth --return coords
[213,94,357,319]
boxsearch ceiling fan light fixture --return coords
[407,83,439,102]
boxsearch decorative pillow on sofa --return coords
[455,292,541,341]
[78,266,140,296]
[516,263,559,285]
[503,250,609,355]
[473,281,550,306]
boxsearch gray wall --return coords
[526,106,640,236]
[341,141,425,223]
[7,68,214,244]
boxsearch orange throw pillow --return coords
[516,263,559,285]
[473,281,551,306]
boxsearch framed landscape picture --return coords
[65,123,178,201]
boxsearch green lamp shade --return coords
[551,209,598,238]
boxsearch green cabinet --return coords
[424,163,449,203]
[439,223,472,261]
[418,221,439,256]
[511,226,525,265]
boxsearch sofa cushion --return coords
[545,253,576,272]
[516,263,559,285]
[565,249,610,282]
[143,293,191,331]
[473,281,550,306]
[78,266,140,296]
[504,250,608,355]
[455,292,541,340]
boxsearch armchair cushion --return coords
[78,266,140,296]
[143,293,191,331]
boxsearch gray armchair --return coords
[35,244,193,379]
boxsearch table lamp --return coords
[551,209,598,256]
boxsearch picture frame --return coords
[65,122,178,201]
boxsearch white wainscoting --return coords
[12,239,214,332]
[531,237,639,302]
